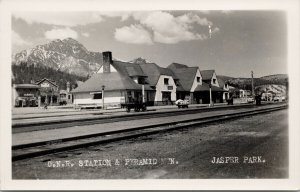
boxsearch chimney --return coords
[102,51,112,73]
[66,81,70,92]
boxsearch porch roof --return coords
[194,82,225,92]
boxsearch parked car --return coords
[175,99,189,108]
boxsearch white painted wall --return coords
[190,69,202,92]
[210,72,220,87]
[223,84,229,91]
[97,64,117,73]
[223,92,229,100]
[73,91,125,106]
[154,75,177,101]
[132,77,138,83]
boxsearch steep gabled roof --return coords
[72,60,154,93]
[35,78,58,87]
[167,63,189,70]
[167,65,198,92]
[139,63,177,86]
[201,70,215,81]
[217,77,226,88]
[72,71,152,93]
[112,60,147,77]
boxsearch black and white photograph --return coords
[0,0,299,190]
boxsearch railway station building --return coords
[72,51,230,108]
[72,52,155,108]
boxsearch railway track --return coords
[13,103,281,133]
[12,104,287,161]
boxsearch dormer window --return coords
[138,78,145,84]
[213,78,216,84]
[164,78,169,85]
[197,77,200,83]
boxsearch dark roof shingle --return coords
[167,63,199,92]
[72,72,152,93]
[139,63,178,86]
[200,70,215,80]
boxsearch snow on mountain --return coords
[12,38,103,77]
[129,57,153,64]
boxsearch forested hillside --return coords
[12,62,88,90]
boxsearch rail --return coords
[12,104,287,161]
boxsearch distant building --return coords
[239,89,252,98]
[59,82,73,105]
[35,78,59,105]
[12,84,40,107]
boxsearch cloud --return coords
[12,30,31,46]
[177,13,212,26]
[130,11,215,44]
[81,32,90,37]
[13,12,104,27]
[114,24,153,45]
[45,27,78,40]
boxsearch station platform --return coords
[12,103,231,126]
[12,103,287,147]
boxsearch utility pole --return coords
[209,83,212,107]
[142,84,145,103]
[102,85,105,110]
[251,71,254,97]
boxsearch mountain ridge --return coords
[12,38,103,77]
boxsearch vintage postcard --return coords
[0,0,299,190]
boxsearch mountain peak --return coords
[62,37,80,44]
[12,39,102,77]
[129,57,152,64]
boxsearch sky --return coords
[11,10,287,78]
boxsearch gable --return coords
[211,72,220,87]
[97,64,117,73]
[190,69,203,92]
[36,78,58,87]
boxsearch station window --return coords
[197,77,200,83]
[93,93,102,99]
[164,78,169,85]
